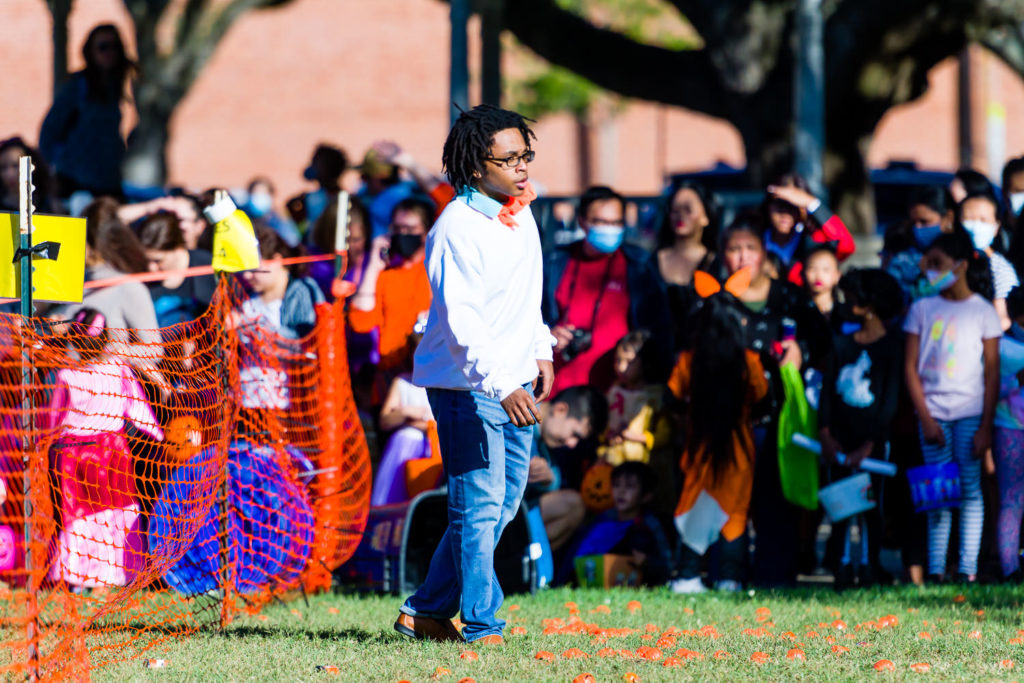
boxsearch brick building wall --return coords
[1,0,1023,204]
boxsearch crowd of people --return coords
[4,23,1024,594]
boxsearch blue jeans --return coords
[400,386,533,642]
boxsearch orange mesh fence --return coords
[0,277,370,679]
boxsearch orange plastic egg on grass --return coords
[787,649,806,661]
[562,648,589,659]
[626,600,642,612]
[636,646,663,661]
[431,667,451,679]
[572,674,596,683]
[750,652,770,664]
[456,679,476,683]
[910,662,931,673]
[663,657,684,667]
[622,674,640,683]
[509,626,526,636]
[534,651,555,662]
[596,648,617,658]
[832,645,850,655]
[459,651,478,661]
[1001,659,1015,669]
[874,659,896,672]
[712,650,731,659]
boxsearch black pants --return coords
[751,425,802,587]
[678,533,747,583]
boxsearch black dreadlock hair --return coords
[441,104,536,192]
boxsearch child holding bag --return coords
[818,269,905,588]
[904,229,1001,584]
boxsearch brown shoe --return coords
[394,613,464,642]
[469,634,504,646]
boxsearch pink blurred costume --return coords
[47,361,163,588]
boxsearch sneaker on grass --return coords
[669,577,707,594]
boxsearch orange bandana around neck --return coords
[497,182,537,229]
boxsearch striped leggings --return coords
[919,415,984,577]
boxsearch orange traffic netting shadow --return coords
[0,277,370,679]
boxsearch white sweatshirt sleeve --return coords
[533,317,555,362]
[430,233,523,401]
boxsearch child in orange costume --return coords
[667,270,776,593]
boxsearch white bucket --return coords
[818,473,875,522]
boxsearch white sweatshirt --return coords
[412,190,554,400]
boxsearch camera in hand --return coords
[561,328,593,362]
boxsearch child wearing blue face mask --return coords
[958,191,1019,330]
[904,228,1002,584]
[884,186,955,302]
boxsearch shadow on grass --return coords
[221,624,396,645]
[737,583,1024,616]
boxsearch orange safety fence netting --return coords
[0,277,370,679]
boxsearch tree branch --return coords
[982,25,1024,77]
[503,0,727,118]
[123,0,171,69]
[174,0,206,51]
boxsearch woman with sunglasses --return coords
[40,24,136,198]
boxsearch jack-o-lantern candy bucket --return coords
[581,461,615,513]
[163,415,203,466]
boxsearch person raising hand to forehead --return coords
[394,105,554,646]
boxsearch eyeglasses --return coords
[485,150,535,169]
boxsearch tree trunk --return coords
[48,0,73,96]
[825,135,876,236]
[736,104,794,192]
[122,105,170,189]
[575,114,592,192]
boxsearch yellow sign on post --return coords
[0,212,86,303]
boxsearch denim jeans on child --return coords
[919,415,984,577]
[399,385,533,642]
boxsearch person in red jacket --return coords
[762,173,854,286]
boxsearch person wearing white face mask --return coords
[959,191,1019,330]
[542,186,672,397]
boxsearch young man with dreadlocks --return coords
[394,105,554,645]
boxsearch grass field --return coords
[90,583,1024,682]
